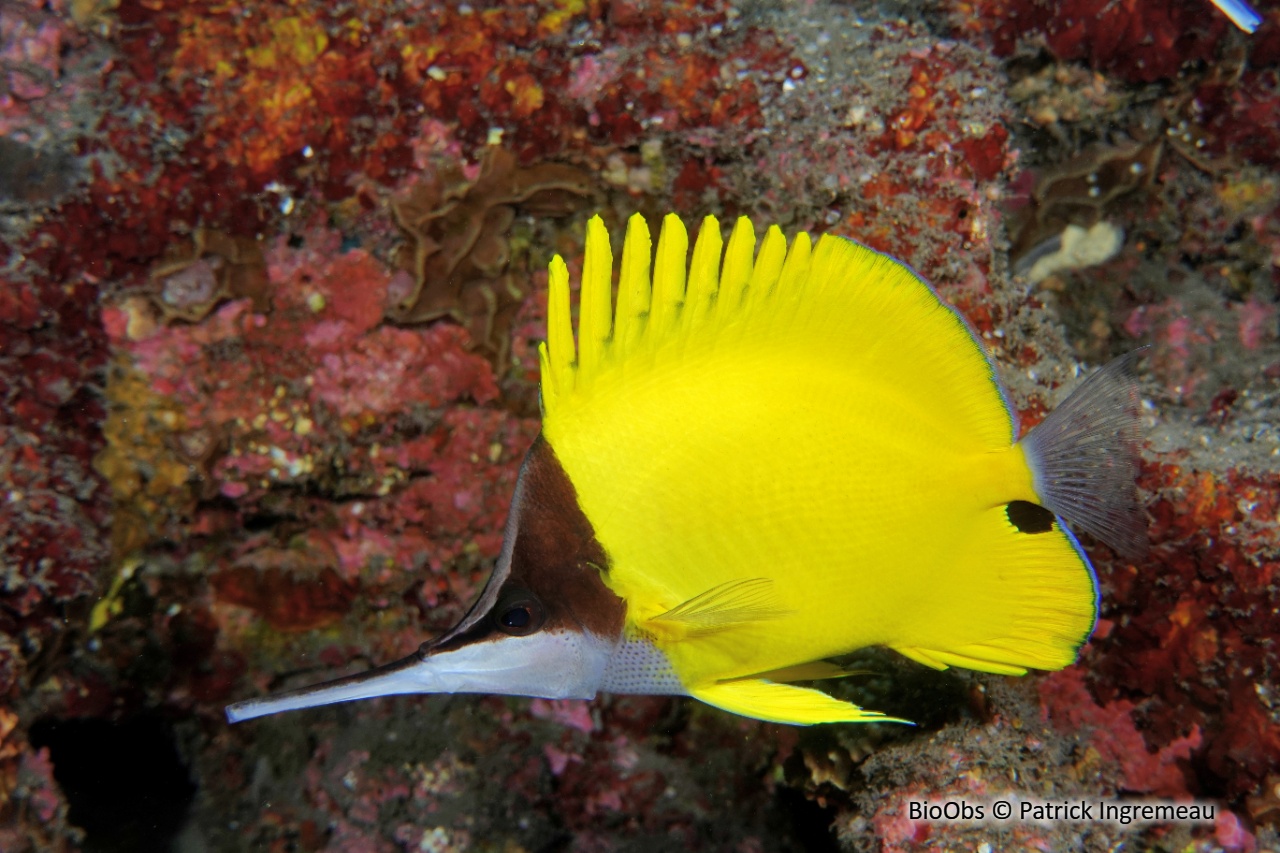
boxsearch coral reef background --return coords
[1,0,1278,850]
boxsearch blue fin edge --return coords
[833,236,1020,443]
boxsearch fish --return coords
[1210,0,1262,34]
[226,212,1146,726]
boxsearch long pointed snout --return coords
[226,630,615,723]
[225,652,431,723]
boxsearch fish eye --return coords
[494,590,545,636]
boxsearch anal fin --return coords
[896,646,1027,677]
[689,679,908,726]
[734,660,860,683]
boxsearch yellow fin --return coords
[538,255,574,408]
[734,661,860,683]
[897,647,1027,677]
[540,213,1014,454]
[578,216,613,375]
[649,213,688,337]
[684,215,723,328]
[895,647,950,671]
[719,216,755,309]
[689,679,905,726]
[614,213,652,356]
[648,578,789,638]
[743,224,787,308]
[897,646,1028,676]
[775,229,811,294]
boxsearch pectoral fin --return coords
[648,578,790,639]
[689,679,909,726]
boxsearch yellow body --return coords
[539,214,1096,724]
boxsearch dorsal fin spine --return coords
[616,213,652,356]
[542,214,817,417]
[720,216,756,310]
[745,225,788,312]
[542,254,575,409]
[649,214,688,336]
[684,215,723,330]
[776,231,812,297]
[578,216,613,374]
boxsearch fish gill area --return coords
[1,0,1278,851]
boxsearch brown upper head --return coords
[225,435,627,723]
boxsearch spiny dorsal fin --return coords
[538,213,810,416]
[538,211,1014,452]
[648,578,790,638]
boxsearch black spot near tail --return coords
[1007,500,1055,534]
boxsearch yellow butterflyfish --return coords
[226,213,1145,727]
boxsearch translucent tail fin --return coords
[1020,349,1148,559]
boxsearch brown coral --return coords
[149,229,269,323]
[389,147,594,367]
[93,360,196,559]
[1010,139,1163,265]
[1247,773,1280,828]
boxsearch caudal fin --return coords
[1020,349,1148,559]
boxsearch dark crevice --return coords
[29,715,196,853]
[774,785,841,853]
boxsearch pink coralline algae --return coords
[0,218,102,853]
[530,698,598,735]
[1,7,63,102]
[99,223,520,645]
[1123,294,1280,403]
[1217,809,1260,853]
[1091,463,1280,801]
[105,225,501,499]
[309,325,496,420]
[1,0,88,128]
[1039,667,1202,798]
